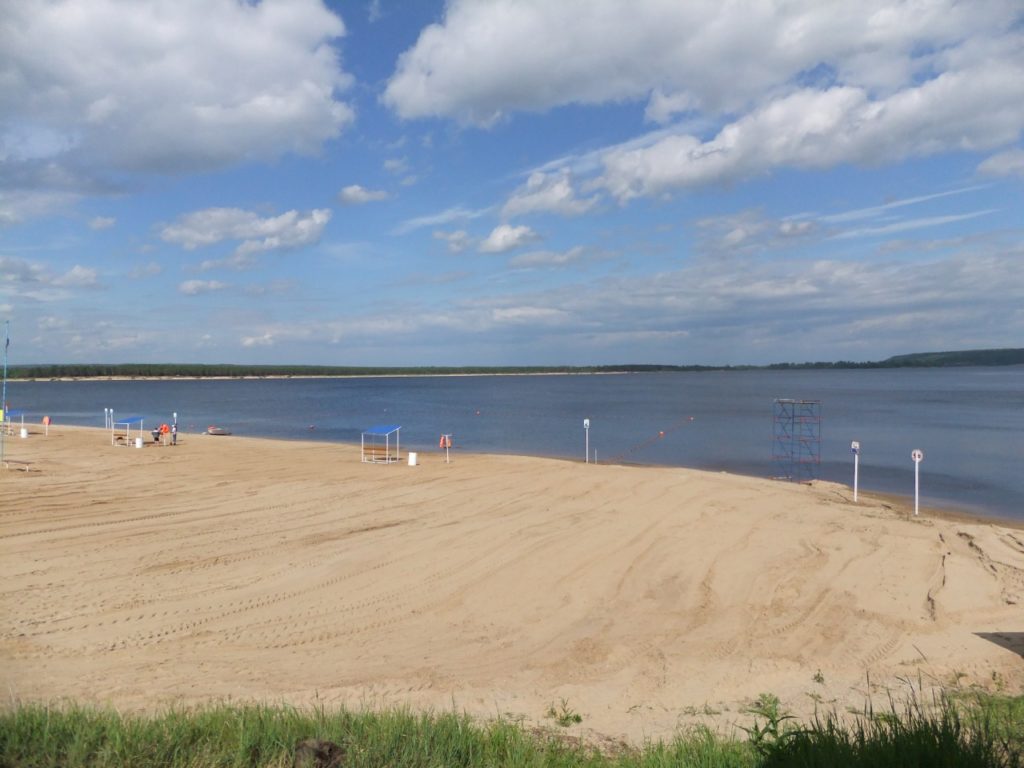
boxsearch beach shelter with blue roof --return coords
[112,415,145,446]
[361,424,400,463]
[2,409,26,436]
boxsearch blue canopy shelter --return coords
[3,409,26,436]
[361,424,401,463]
[112,415,145,446]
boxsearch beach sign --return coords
[912,449,924,515]
[583,418,590,464]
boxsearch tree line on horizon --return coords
[5,348,1022,380]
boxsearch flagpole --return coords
[1,320,8,467]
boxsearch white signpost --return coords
[583,419,590,464]
[851,441,860,502]
[911,449,924,516]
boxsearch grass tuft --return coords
[0,692,1020,767]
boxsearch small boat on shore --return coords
[205,425,231,436]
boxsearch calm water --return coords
[6,367,1023,521]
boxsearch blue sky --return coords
[2,0,1022,366]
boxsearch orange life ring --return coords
[439,435,445,448]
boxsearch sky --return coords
[1,0,1023,367]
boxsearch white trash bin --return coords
[135,437,144,449]
[19,427,28,439]
[408,451,418,466]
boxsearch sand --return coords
[2,426,1022,742]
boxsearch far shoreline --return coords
[8,371,632,383]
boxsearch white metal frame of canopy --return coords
[111,416,144,446]
[361,424,401,463]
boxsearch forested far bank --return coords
[5,348,1022,380]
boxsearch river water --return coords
[5,367,1023,521]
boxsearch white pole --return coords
[911,449,924,516]
[584,419,590,464]
[854,453,859,502]
[914,461,919,516]
[851,441,860,502]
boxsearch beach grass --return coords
[0,692,1020,767]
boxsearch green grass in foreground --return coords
[0,692,1020,768]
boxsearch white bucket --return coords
[19,427,28,439]
[135,437,144,449]
[408,451,418,466]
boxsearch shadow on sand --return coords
[975,632,1024,659]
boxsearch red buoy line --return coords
[607,415,695,464]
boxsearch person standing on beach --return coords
[171,422,177,445]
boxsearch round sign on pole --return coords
[912,449,923,463]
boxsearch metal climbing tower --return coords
[772,399,821,482]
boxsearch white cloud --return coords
[433,229,472,253]
[338,185,389,204]
[242,332,276,347]
[394,204,493,234]
[978,148,1024,177]
[479,224,539,253]
[491,306,569,325]
[502,170,598,218]
[468,243,1024,360]
[88,216,115,230]
[128,262,162,279]
[384,0,1018,124]
[696,191,995,255]
[832,210,997,240]
[234,210,331,257]
[695,210,820,255]
[38,315,69,331]
[596,68,1024,201]
[0,256,47,286]
[385,0,1024,200]
[53,265,99,287]
[197,253,258,272]
[0,256,98,289]
[178,279,227,295]
[1,0,354,174]
[0,189,79,227]
[509,246,585,269]
[819,186,988,224]
[160,207,331,260]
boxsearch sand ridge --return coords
[1,426,1022,742]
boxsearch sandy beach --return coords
[2,426,1021,743]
